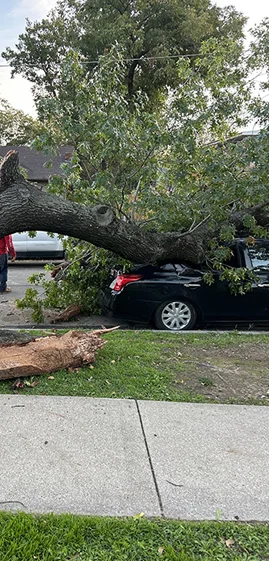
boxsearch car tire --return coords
[154,299,197,331]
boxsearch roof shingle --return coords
[0,145,73,181]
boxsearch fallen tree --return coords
[1,151,269,267]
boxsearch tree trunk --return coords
[0,151,209,264]
[127,51,148,98]
[0,151,268,266]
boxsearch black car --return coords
[103,239,269,330]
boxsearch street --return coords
[0,261,55,326]
[0,261,118,328]
[8,261,51,300]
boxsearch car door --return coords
[179,246,249,321]
[181,274,248,321]
[191,242,269,322]
[205,241,269,322]
[244,242,269,320]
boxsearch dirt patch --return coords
[173,342,269,404]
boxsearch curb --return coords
[0,323,125,330]
[0,325,268,334]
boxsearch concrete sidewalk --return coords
[0,395,268,521]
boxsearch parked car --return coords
[103,239,269,330]
[13,231,65,259]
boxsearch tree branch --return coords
[0,150,23,191]
[130,177,141,222]
[127,51,148,97]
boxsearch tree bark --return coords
[0,330,106,380]
[0,151,268,266]
[127,51,148,97]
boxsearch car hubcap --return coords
[161,302,192,330]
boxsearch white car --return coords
[13,231,65,259]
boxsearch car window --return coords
[248,244,269,269]
[160,263,197,274]
[160,264,184,272]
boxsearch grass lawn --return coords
[0,331,269,405]
[0,512,268,561]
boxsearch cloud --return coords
[215,0,268,28]
[10,0,57,21]
[0,0,57,114]
[0,69,36,115]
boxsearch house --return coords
[0,145,73,189]
[222,130,259,144]
[213,130,260,148]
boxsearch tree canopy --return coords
[2,0,246,104]
[0,99,40,145]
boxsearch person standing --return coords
[0,235,16,293]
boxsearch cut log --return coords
[0,330,109,380]
[51,304,83,323]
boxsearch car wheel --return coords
[154,300,197,331]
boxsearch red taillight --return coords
[112,274,142,292]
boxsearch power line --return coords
[0,53,267,94]
[0,51,248,68]
[0,38,261,68]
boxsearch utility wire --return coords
[0,53,219,68]
[0,49,261,68]
[0,64,265,85]
[0,39,262,68]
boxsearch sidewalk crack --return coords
[135,400,164,517]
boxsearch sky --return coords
[0,0,268,116]
[0,0,57,114]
